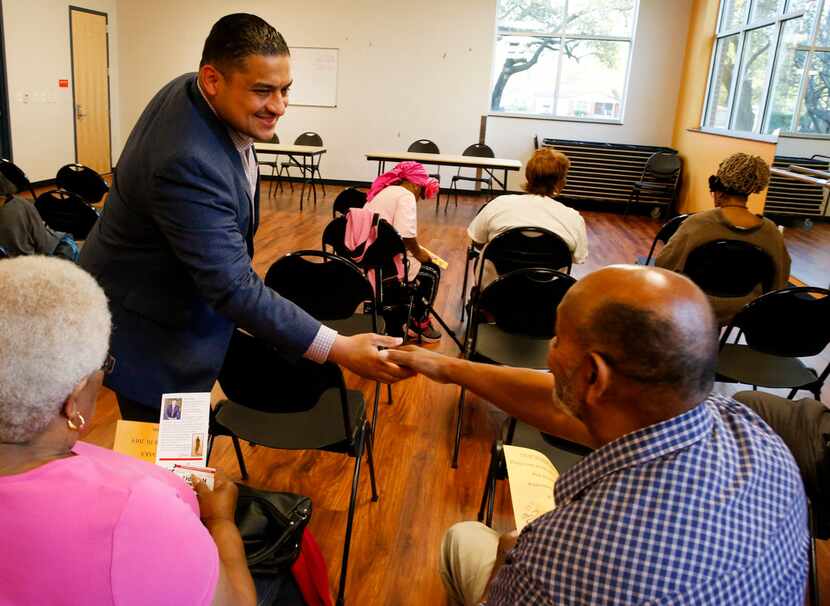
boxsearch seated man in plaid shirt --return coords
[388,265,809,605]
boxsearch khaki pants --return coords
[439,522,500,606]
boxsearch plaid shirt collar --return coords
[196,77,254,153]
[555,399,713,506]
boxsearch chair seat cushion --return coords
[717,344,819,388]
[473,324,551,369]
[214,388,365,452]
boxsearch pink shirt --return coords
[364,185,418,239]
[0,441,218,606]
[364,185,421,278]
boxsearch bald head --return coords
[558,265,717,404]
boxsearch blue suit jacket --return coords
[81,74,321,407]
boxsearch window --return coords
[703,0,830,136]
[490,0,639,122]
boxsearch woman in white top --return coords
[467,147,588,286]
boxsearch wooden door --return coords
[70,8,111,174]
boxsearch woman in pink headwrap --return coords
[364,161,442,342]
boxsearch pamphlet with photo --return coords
[154,392,211,472]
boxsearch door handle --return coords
[75,104,87,119]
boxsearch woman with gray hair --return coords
[0,257,258,605]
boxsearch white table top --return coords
[254,143,327,155]
[366,150,522,171]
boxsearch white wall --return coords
[115,0,692,189]
[487,0,694,190]
[776,136,829,159]
[6,0,693,186]
[116,0,495,185]
[2,0,121,181]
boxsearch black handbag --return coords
[235,484,312,575]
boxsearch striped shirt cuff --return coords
[303,324,338,364]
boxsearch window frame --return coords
[701,0,830,138]
[488,0,641,124]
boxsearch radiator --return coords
[765,155,829,218]
[540,138,677,206]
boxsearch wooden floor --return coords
[81,183,830,605]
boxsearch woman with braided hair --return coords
[655,152,791,324]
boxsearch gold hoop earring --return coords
[67,412,86,431]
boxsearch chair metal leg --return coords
[231,435,249,480]
[337,428,366,606]
[371,381,381,440]
[365,422,379,501]
[460,249,472,321]
[451,387,466,468]
[477,444,497,522]
[387,383,393,405]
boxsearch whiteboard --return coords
[289,47,338,108]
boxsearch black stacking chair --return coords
[447,143,496,212]
[635,213,691,265]
[279,132,326,208]
[479,418,592,527]
[717,287,830,399]
[408,139,442,207]
[452,268,576,468]
[461,226,573,322]
[264,250,386,434]
[624,152,682,218]
[255,134,280,197]
[0,159,37,200]
[34,189,99,240]
[682,239,775,298]
[56,163,109,204]
[209,329,377,606]
[332,187,367,218]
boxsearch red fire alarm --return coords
[59,79,69,88]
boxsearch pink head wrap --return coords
[366,161,440,202]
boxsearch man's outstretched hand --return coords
[328,333,416,383]
[383,345,455,384]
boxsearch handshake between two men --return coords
[349,265,811,606]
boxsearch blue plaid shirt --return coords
[488,394,809,605]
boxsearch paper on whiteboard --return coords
[503,445,559,531]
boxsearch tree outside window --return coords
[491,0,638,121]
[704,0,830,136]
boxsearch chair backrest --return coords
[644,213,691,263]
[269,134,279,144]
[481,226,573,277]
[219,329,350,422]
[407,139,440,154]
[264,250,375,323]
[332,188,367,217]
[55,163,109,203]
[683,239,775,298]
[644,152,681,179]
[462,143,495,159]
[0,158,36,199]
[0,245,7,259]
[322,215,408,275]
[477,268,576,338]
[722,287,830,357]
[294,132,323,146]
[34,190,99,240]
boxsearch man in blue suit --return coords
[81,14,408,421]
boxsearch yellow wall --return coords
[671,0,777,214]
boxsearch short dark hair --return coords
[581,302,717,401]
[200,14,289,73]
